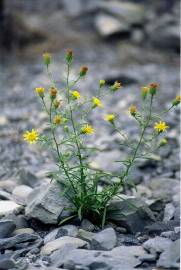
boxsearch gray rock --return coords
[0,233,38,250]
[107,197,155,233]
[44,225,78,244]
[12,185,33,205]
[41,236,89,255]
[80,219,95,232]
[94,13,130,38]
[149,177,180,201]
[98,1,145,25]
[25,181,72,224]
[91,228,117,251]
[17,168,39,187]
[0,253,16,270]
[61,246,146,270]
[143,236,172,254]
[145,220,180,235]
[0,220,16,238]
[0,200,22,217]
[163,203,175,221]
[78,229,95,242]
[139,254,156,262]
[157,239,180,269]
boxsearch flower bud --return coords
[159,138,168,147]
[141,86,149,100]
[110,81,122,92]
[49,87,57,100]
[54,99,61,109]
[104,114,115,123]
[172,95,181,106]
[79,66,88,77]
[129,105,137,116]
[43,53,51,67]
[99,80,105,88]
[66,48,73,64]
[149,83,159,96]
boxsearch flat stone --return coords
[13,228,35,235]
[143,236,172,254]
[41,236,89,255]
[139,254,156,262]
[107,197,155,233]
[94,13,130,37]
[12,185,33,204]
[0,220,16,238]
[25,182,72,224]
[0,180,16,193]
[145,220,180,235]
[44,225,78,244]
[78,229,95,242]
[61,246,146,270]
[0,233,38,250]
[0,200,22,217]
[91,228,117,251]
[149,177,180,201]
[163,203,175,221]
[157,239,180,268]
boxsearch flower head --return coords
[79,66,88,77]
[92,97,103,108]
[53,115,62,125]
[110,81,122,92]
[23,129,39,144]
[71,90,81,100]
[35,87,45,98]
[154,121,169,133]
[129,105,137,116]
[104,114,115,123]
[81,124,94,135]
[66,48,73,64]
[141,86,149,99]
[99,80,105,88]
[149,83,159,95]
[49,87,57,100]
[43,52,51,67]
[172,95,181,106]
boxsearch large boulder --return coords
[25,181,72,224]
[107,197,155,234]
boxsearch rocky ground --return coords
[0,0,180,269]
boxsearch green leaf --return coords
[59,214,77,225]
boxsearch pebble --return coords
[91,228,117,251]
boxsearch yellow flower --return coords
[71,90,81,99]
[129,105,137,116]
[99,80,105,88]
[43,52,51,66]
[54,99,61,109]
[172,95,181,106]
[23,129,39,144]
[53,115,62,125]
[110,81,122,91]
[35,87,45,98]
[92,97,103,108]
[81,124,94,135]
[104,114,115,123]
[49,87,57,100]
[154,121,169,133]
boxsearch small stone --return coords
[0,220,16,238]
[17,169,39,188]
[157,239,180,268]
[160,231,174,238]
[0,200,22,217]
[0,233,38,250]
[145,220,180,235]
[80,219,95,232]
[78,229,95,242]
[0,253,16,269]
[44,225,78,244]
[143,236,172,254]
[12,185,33,205]
[0,180,16,193]
[13,228,34,235]
[115,226,127,233]
[174,227,180,234]
[91,228,117,251]
[163,203,175,221]
[41,236,89,255]
[139,254,156,262]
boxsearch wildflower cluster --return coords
[23,50,180,226]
